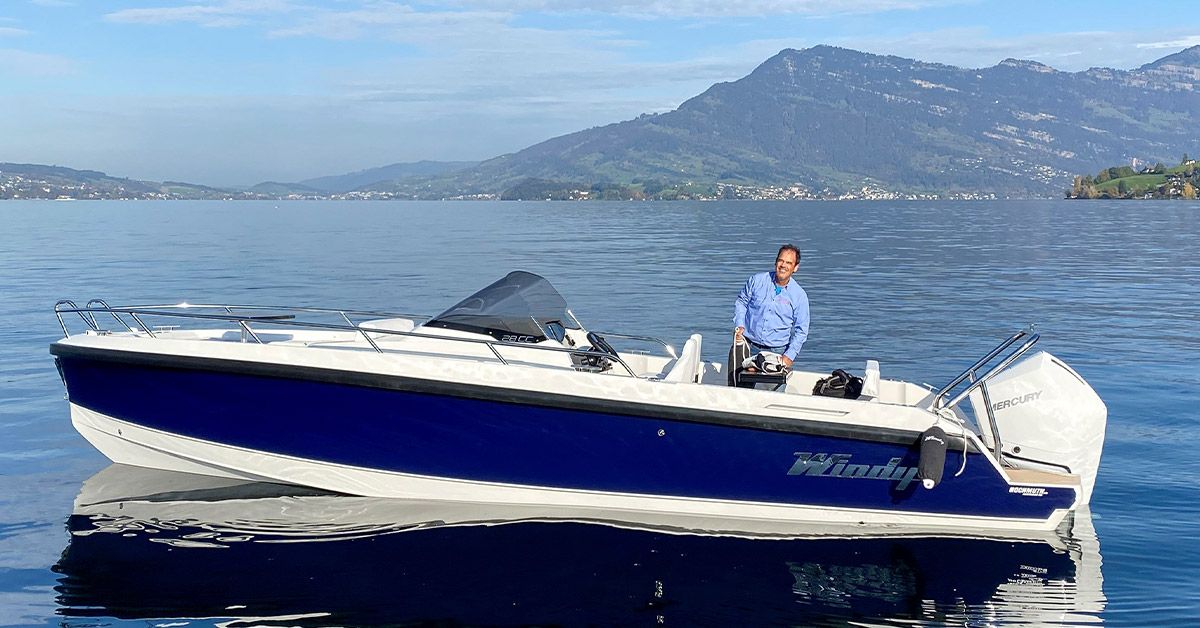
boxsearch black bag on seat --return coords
[812,369,864,399]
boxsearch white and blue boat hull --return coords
[54,343,1078,531]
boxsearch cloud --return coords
[348,54,743,107]
[1136,35,1200,50]
[268,4,513,41]
[297,5,748,119]
[0,27,31,37]
[105,0,297,27]
[440,0,968,18]
[0,48,75,75]
[86,2,752,181]
[106,0,969,34]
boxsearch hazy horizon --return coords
[3,1,1197,187]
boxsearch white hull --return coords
[72,403,1071,532]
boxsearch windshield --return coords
[424,271,578,342]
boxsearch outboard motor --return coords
[968,351,1107,503]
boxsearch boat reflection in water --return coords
[55,465,1106,626]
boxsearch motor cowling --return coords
[968,351,1107,503]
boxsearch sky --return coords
[2,1,1197,186]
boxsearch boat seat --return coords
[735,370,788,391]
[662,334,703,383]
[217,330,296,343]
[358,317,416,338]
[359,317,416,332]
[860,359,880,400]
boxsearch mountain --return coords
[0,162,173,199]
[294,160,478,194]
[1139,45,1200,71]
[0,163,160,198]
[402,45,1200,198]
[0,160,482,200]
[0,163,269,200]
[247,181,326,196]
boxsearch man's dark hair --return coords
[777,244,801,264]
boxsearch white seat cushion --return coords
[662,334,703,383]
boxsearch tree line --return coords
[1068,154,1197,199]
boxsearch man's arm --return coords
[783,290,810,362]
[733,276,754,332]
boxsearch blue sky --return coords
[2,1,1197,186]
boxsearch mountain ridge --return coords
[5,45,1198,200]
[397,44,1198,198]
[296,160,479,194]
[1139,44,1200,70]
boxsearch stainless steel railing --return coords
[54,301,646,378]
[927,328,1041,461]
[54,300,97,337]
[590,331,678,358]
[566,308,676,357]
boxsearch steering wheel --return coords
[586,332,619,358]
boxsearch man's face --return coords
[775,250,798,283]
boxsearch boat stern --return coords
[970,352,1107,504]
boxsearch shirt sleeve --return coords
[784,289,810,360]
[733,276,754,330]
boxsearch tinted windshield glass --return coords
[424,271,576,342]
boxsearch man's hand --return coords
[734,326,744,342]
[780,355,793,368]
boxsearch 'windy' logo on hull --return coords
[787,453,920,490]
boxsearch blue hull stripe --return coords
[52,345,949,448]
[56,353,1075,520]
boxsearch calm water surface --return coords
[1,199,1198,626]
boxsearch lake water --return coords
[1,199,1198,626]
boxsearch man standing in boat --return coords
[733,244,810,370]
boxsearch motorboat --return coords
[50,271,1107,531]
[57,465,1106,625]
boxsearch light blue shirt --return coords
[733,271,810,360]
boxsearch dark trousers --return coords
[746,338,787,355]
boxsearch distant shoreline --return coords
[0,194,1042,202]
